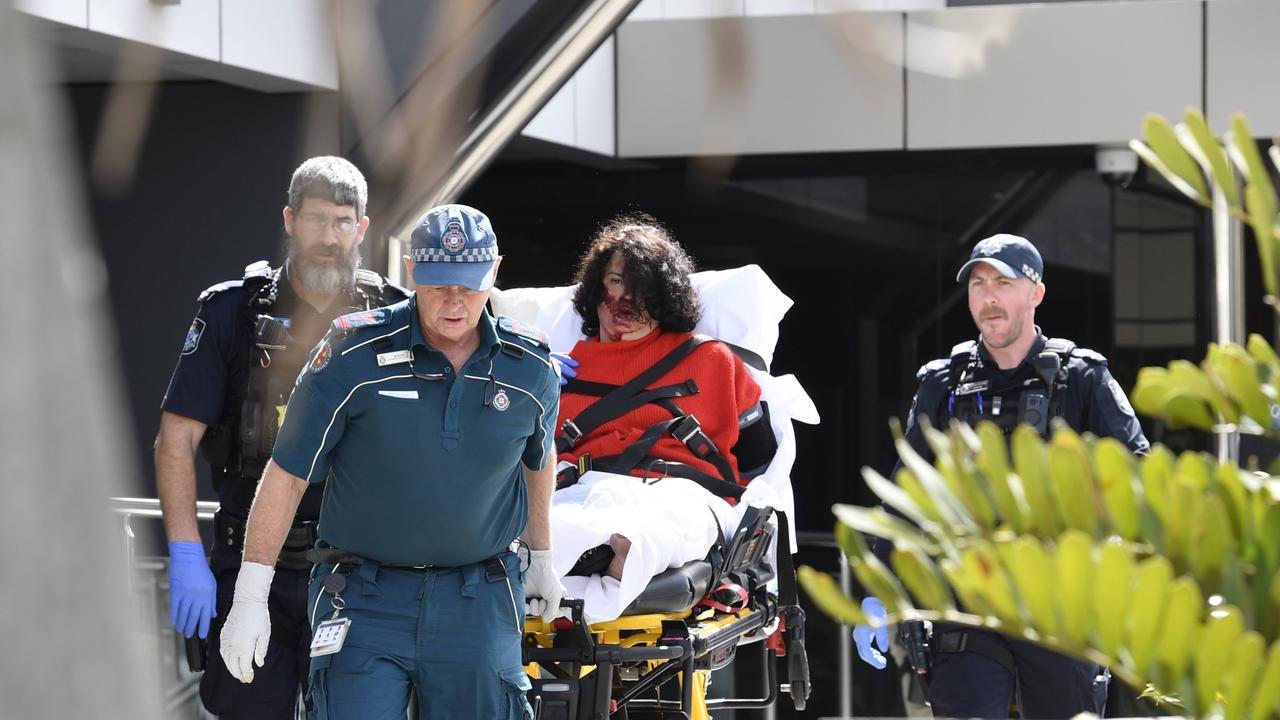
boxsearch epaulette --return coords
[197,279,244,302]
[243,260,272,280]
[353,268,384,290]
[196,260,274,302]
[497,316,550,352]
[1070,347,1109,365]
[331,308,392,335]
[916,356,951,381]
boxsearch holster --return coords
[898,619,933,676]
[213,511,316,571]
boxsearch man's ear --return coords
[282,206,294,236]
[1031,282,1046,308]
[356,216,371,245]
[402,256,415,287]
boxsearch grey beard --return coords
[289,247,361,294]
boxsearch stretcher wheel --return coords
[784,607,810,711]
[787,642,810,711]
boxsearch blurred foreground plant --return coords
[801,421,1280,718]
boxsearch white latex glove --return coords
[219,561,275,683]
[523,548,567,622]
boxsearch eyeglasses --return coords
[297,213,358,238]
[407,348,444,382]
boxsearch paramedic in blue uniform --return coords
[854,234,1149,719]
[156,156,408,718]
[217,204,566,719]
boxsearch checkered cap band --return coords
[411,247,497,263]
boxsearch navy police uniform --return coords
[895,331,1149,719]
[161,261,409,718]
[271,298,559,718]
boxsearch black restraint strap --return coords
[592,415,743,498]
[775,510,798,607]
[722,341,768,372]
[556,335,713,453]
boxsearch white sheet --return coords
[491,265,818,623]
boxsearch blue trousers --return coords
[305,552,532,720]
[926,627,1109,719]
[201,545,310,719]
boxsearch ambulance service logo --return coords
[310,340,332,374]
[441,221,468,255]
[492,388,510,412]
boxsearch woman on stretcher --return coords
[552,215,778,583]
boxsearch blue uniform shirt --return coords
[903,332,1150,462]
[271,298,560,566]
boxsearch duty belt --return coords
[306,545,509,582]
[214,511,317,572]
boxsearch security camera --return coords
[1096,144,1139,188]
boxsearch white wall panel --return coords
[574,36,616,156]
[660,0,744,20]
[523,37,615,156]
[906,0,1201,149]
[523,76,577,147]
[1207,0,1280,136]
[89,0,219,60]
[16,0,87,27]
[618,13,904,156]
[221,0,338,90]
[745,0,816,17]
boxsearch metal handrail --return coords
[794,530,853,720]
[111,496,220,718]
[110,496,219,519]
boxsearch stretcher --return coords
[491,265,816,718]
[522,505,809,719]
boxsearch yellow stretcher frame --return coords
[520,509,810,720]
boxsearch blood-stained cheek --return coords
[604,292,640,323]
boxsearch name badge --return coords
[377,349,413,366]
[955,380,989,396]
[310,617,352,657]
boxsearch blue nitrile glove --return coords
[168,541,218,639]
[551,352,579,386]
[853,596,890,669]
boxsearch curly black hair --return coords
[572,214,701,338]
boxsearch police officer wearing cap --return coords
[217,203,565,719]
[156,156,409,718]
[854,234,1149,719]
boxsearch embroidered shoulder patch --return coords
[497,316,549,350]
[181,318,206,355]
[333,308,390,333]
[310,340,333,374]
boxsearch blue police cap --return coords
[409,204,499,291]
[956,234,1043,284]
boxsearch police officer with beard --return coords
[155,156,409,718]
[854,234,1149,719]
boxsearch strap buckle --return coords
[671,415,713,458]
[560,419,583,447]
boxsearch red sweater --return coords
[557,330,762,487]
